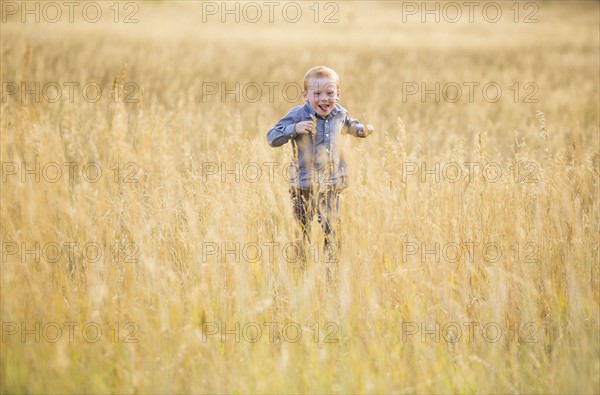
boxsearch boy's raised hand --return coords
[295,117,316,135]
[358,124,375,137]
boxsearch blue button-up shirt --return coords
[267,102,365,190]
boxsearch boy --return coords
[267,66,374,256]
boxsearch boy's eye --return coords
[313,91,337,97]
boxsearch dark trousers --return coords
[290,186,340,250]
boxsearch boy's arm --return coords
[344,116,374,138]
[267,110,298,147]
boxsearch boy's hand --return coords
[295,119,315,135]
[358,124,375,137]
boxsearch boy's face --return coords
[302,77,340,118]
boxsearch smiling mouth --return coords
[318,104,330,112]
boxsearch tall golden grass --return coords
[1,1,598,393]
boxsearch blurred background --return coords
[1,1,599,393]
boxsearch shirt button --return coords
[326,134,329,137]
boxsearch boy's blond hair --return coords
[303,66,340,91]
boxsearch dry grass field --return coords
[1,1,599,393]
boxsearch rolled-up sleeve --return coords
[344,116,365,137]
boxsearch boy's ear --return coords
[301,90,308,102]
